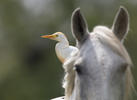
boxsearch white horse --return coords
[52,6,134,100]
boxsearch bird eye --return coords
[56,35,59,37]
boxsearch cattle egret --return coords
[40,32,78,63]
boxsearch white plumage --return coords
[41,32,78,63]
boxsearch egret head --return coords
[40,32,67,42]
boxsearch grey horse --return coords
[52,6,134,100]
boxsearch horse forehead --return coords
[78,25,129,65]
[79,35,123,65]
[80,35,106,56]
[80,26,118,56]
[79,40,105,65]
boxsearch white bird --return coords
[40,32,78,63]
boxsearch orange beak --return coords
[40,34,56,39]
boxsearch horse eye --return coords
[119,63,128,72]
[74,64,82,74]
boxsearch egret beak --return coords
[40,34,57,40]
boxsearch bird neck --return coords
[58,39,69,47]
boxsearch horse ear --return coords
[112,6,129,42]
[71,8,89,43]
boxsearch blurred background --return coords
[0,0,137,100]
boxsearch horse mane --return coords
[62,26,134,100]
[63,52,77,100]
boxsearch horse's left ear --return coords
[112,6,129,42]
[71,8,89,44]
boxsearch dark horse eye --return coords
[74,64,82,74]
[118,63,128,73]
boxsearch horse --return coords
[62,6,134,100]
